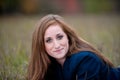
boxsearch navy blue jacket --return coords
[45,51,120,80]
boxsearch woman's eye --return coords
[57,35,63,40]
[46,38,52,43]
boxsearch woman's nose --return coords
[54,40,60,49]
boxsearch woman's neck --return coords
[57,58,66,66]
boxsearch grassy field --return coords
[0,14,120,79]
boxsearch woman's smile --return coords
[54,48,64,53]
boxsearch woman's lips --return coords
[54,48,63,52]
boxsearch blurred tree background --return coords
[0,0,120,79]
[0,0,120,14]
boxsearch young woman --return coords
[27,14,120,80]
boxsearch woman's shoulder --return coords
[63,51,103,79]
[69,51,102,62]
[64,51,120,80]
[65,51,103,70]
[72,51,95,56]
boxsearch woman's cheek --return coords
[46,43,53,50]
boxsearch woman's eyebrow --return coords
[56,33,60,36]
[45,37,51,40]
[56,33,63,36]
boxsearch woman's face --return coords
[44,24,69,61]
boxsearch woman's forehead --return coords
[44,24,65,38]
